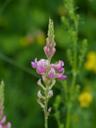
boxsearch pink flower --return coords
[31,61,37,68]
[0,116,11,128]
[31,59,67,81]
[56,73,67,80]
[52,60,64,73]
[31,59,48,75]
[48,68,56,79]
[31,19,67,81]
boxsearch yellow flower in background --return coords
[79,91,93,108]
[20,32,45,47]
[20,35,33,47]
[85,51,96,73]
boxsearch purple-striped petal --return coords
[48,68,56,79]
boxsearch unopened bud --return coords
[48,90,53,98]
[37,90,42,99]
[48,107,52,113]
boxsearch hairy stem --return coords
[44,86,49,128]
[45,113,48,128]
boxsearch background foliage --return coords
[0,0,96,128]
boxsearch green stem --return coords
[44,59,51,128]
[45,115,48,128]
[66,58,77,128]
[66,74,76,128]
[71,72,77,94]
[44,86,48,128]
[65,1,78,128]
[66,106,71,128]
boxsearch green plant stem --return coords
[71,72,77,93]
[64,1,79,128]
[66,72,77,128]
[66,55,77,128]
[45,114,48,128]
[66,41,77,128]
[66,106,71,128]
[44,86,48,128]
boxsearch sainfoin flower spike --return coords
[31,18,67,128]
[44,19,56,59]
[0,81,11,128]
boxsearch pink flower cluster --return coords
[0,116,11,128]
[31,59,67,80]
[31,19,67,81]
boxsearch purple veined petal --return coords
[36,59,48,75]
[0,116,6,124]
[57,60,64,68]
[56,73,67,80]
[48,68,56,79]
[55,60,64,67]
[52,60,64,73]
[57,67,64,73]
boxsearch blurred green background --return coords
[0,0,96,128]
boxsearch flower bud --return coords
[37,90,42,99]
[44,45,56,59]
[44,19,56,59]
[48,90,53,97]
[48,107,52,113]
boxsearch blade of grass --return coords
[0,52,38,78]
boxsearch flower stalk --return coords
[0,81,11,128]
[44,84,49,128]
[31,19,67,128]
